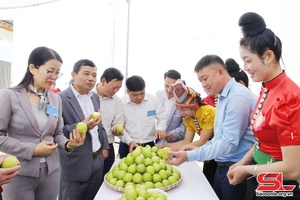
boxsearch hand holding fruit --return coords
[91,111,101,120]
[1,156,19,168]
[84,111,101,130]
[129,141,138,153]
[158,141,181,151]
[113,124,125,136]
[0,155,20,186]
[158,147,171,160]
[166,150,188,166]
[67,127,86,149]
[76,122,88,134]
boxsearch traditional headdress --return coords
[173,79,200,109]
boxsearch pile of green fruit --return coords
[120,184,167,200]
[105,145,181,191]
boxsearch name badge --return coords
[46,105,59,117]
[147,110,156,117]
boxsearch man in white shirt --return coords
[94,67,124,176]
[119,75,167,158]
[156,69,186,145]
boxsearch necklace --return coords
[251,76,287,131]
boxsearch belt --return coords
[216,162,235,167]
[136,141,155,147]
[92,149,101,158]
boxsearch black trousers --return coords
[203,159,217,187]
[214,165,247,200]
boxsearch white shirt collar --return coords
[71,84,93,98]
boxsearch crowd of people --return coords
[1,11,300,200]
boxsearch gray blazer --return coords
[0,87,68,177]
[58,86,109,182]
[156,90,186,144]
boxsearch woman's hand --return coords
[180,145,197,151]
[34,141,58,156]
[165,132,173,142]
[227,165,249,185]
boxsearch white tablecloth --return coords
[95,160,219,200]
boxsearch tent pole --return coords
[125,0,130,94]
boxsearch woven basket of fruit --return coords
[104,146,182,193]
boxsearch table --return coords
[95,160,219,200]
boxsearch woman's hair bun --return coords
[225,58,239,73]
[238,12,266,37]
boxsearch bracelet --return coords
[253,164,259,177]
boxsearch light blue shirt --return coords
[188,78,256,162]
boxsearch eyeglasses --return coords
[38,66,63,79]
[165,83,175,89]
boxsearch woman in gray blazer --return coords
[0,46,86,200]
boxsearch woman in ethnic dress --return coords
[227,12,300,199]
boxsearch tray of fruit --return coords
[104,146,182,193]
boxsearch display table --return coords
[95,160,219,200]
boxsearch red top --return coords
[251,72,300,160]
[202,95,218,107]
[49,88,61,93]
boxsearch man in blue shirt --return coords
[167,55,256,200]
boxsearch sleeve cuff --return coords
[65,141,74,153]
[187,148,199,162]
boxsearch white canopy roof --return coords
[0,0,299,94]
[0,0,61,9]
